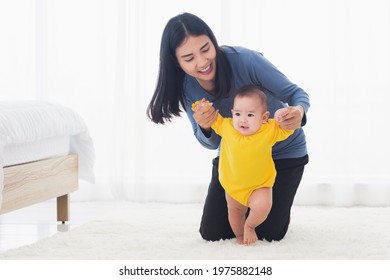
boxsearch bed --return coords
[0,101,95,223]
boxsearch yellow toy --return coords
[191,99,210,112]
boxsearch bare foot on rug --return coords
[236,236,244,245]
[243,225,258,245]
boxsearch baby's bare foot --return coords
[243,225,258,246]
[236,236,244,245]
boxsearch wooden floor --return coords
[0,200,116,254]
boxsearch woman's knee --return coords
[256,216,290,242]
[199,224,235,241]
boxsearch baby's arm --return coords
[273,108,295,143]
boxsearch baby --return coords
[193,85,293,245]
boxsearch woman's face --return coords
[175,35,217,92]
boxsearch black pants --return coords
[199,154,309,242]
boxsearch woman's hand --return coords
[193,98,219,135]
[275,105,304,130]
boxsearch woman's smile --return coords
[175,35,217,91]
[198,64,213,75]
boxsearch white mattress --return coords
[0,101,95,209]
[2,136,70,167]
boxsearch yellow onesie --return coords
[212,114,294,206]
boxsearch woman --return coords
[147,12,310,242]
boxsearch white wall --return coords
[1,0,390,206]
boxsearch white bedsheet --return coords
[3,136,70,167]
[0,101,95,208]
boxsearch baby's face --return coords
[231,95,269,136]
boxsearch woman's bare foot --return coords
[243,224,258,245]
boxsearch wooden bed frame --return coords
[0,154,78,223]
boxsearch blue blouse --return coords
[183,46,310,160]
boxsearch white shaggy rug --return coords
[1,203,390,260]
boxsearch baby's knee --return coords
[227,202,247,217]
[250,200,272,217]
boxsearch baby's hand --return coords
[192,98,212,112]
[274,107,289,123]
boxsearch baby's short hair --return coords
[235,84,268,109]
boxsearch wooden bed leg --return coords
[57,194,70,223]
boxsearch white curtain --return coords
[1,0,389,206]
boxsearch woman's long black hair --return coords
[147,12,233,124]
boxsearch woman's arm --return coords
[185,100,221,150]
[275,105,305,130]
[248,51,310,129]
